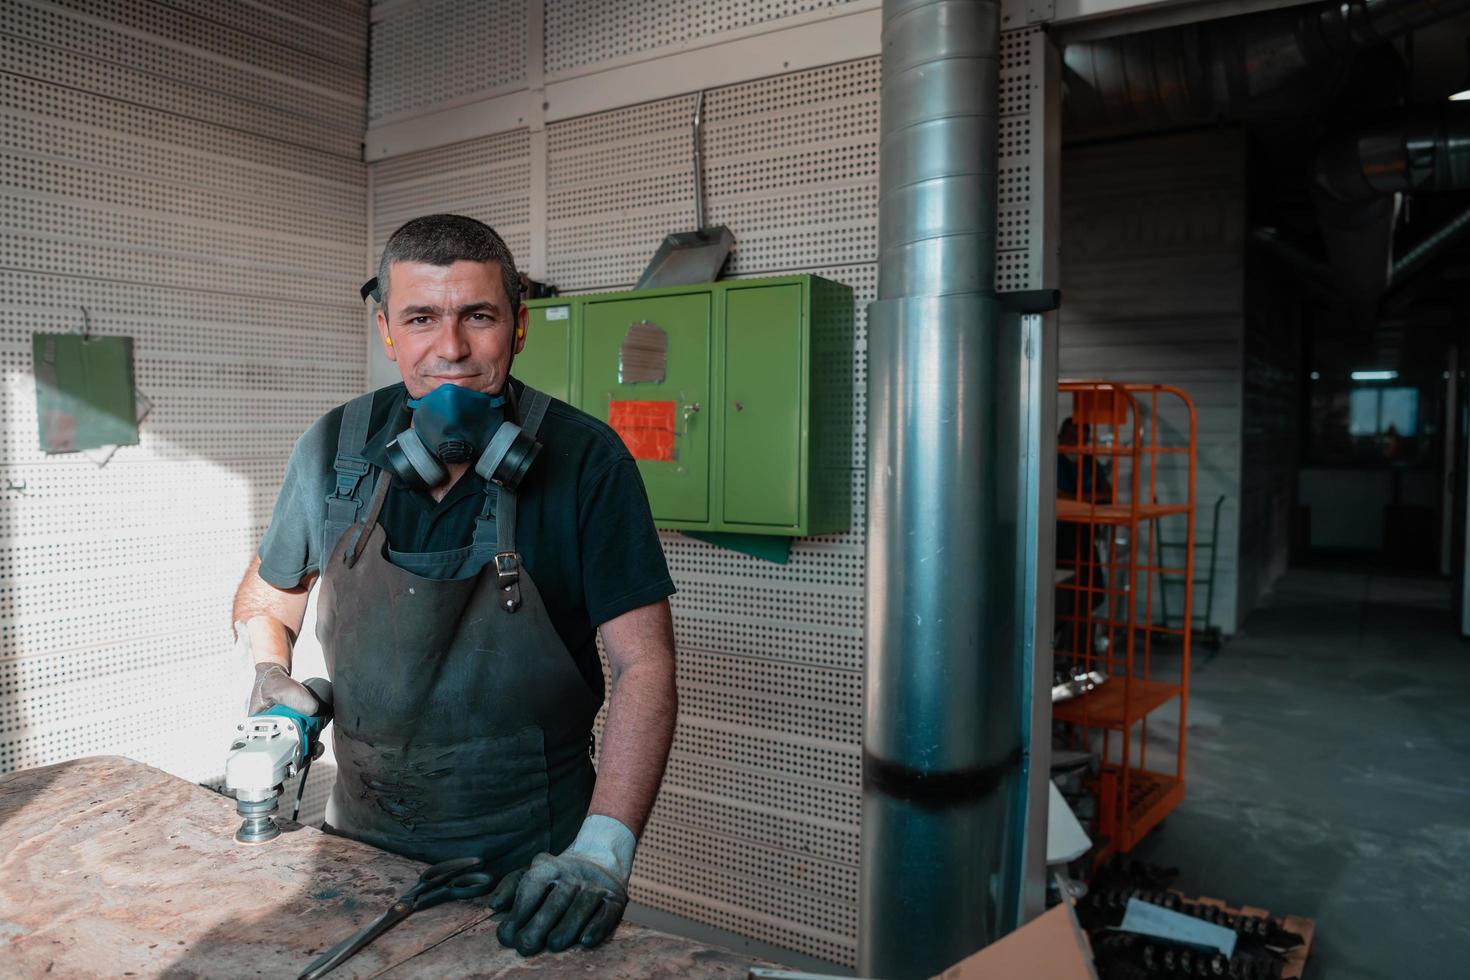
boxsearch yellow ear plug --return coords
[385,336,393,346]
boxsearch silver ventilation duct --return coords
[862,1,1026,977]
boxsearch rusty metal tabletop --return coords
[0,757,766,979]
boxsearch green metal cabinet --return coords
[582,292,712,524]
[521,275,852,537]
[723,283,802,527]
[516,301,575,404]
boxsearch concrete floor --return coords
[1130,567,1470,979]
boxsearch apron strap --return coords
[519,384,552,440]
[487,384,553,613]
[324,391,377,560]
[496,484,519,557]
[471,488,499,550]
[497,385,552,561]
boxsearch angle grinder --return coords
[223,677,333,844]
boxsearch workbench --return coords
[0,757,768,978]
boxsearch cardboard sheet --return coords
[938,901,1098,979]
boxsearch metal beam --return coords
[1051,0,1319,41]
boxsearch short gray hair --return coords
[376,214,521,317]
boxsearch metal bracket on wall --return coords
[1025,0,1055,24]
[683,531,791,565]
[999,288,1062,314]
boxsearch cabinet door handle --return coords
[733,400,744,412]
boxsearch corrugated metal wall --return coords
[0,0,367,782]
[1059,129,1246,633]
[368,5,1053,967]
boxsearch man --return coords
[1056,417,1111,505]
[232,214,677,956]
[1055,416,1113,661]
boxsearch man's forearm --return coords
[232,557,312,669]
[588,658,677,838]
[235,617,294,669]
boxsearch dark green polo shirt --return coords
[257,379,675,696]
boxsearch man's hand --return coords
[489,814,635,955]
[247,662,320,717]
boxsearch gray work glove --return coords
[247,662,319,717]
[489,814,635,955]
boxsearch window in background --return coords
[1310,378,1431,465]
[1348,386,1418,438]
[1379,387,1418,436]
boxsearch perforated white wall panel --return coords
[997,26,1048,293]
[370,129,533,258]
[365,14,1051,967]
[544,0,866,75]
[550,67,880,964]
[369,0,528,125]
[0,0,368,814]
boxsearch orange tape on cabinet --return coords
[607,400,676,461]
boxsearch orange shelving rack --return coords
[1053,381,1197,857]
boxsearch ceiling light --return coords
[1451,90,1470,101]
[1351,370,1398,381]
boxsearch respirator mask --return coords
[384,383,541,492]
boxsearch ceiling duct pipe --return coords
[863,1,1025,977]
[1392,204,1470,286]
[1312,100,1470,313]
[1065,0,1469,319]
[1062,0,1470,139]
[1316,101,1470,203]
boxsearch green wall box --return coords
[517,300,575,404]
[521,275,852,537]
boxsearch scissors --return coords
[298,856,494,980]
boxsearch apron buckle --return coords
[494,552,522,613]
[333,453,370,493]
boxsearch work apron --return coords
[314,385,601,874]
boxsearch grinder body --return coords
[223,678,333,843]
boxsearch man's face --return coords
[375,259,528,399]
